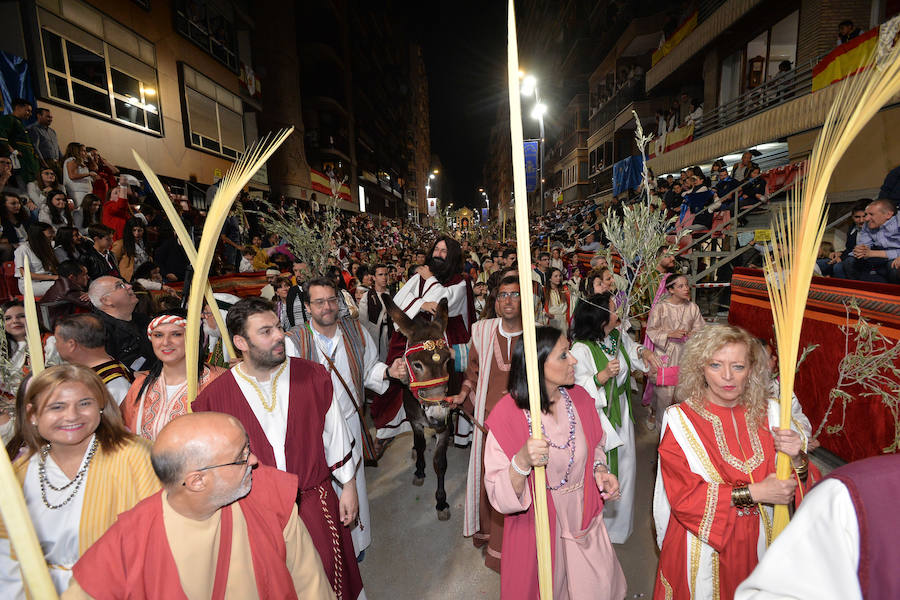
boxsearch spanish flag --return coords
[652,12,698,66]
[812,27,878,92]
[310,168,352,201]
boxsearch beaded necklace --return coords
[39,435,98,510]
[597,329,619,356]
[234,361,288,412]
[525,388,577,490]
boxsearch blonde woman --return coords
[653,325,812,599]
[0,364,159,597]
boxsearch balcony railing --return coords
[692,58,817,140]
[559,131,589,157]
[589,75,645,135]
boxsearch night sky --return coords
[413,1,507,209]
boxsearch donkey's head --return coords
[384,294,452,421]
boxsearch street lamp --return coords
[521,72,546,216]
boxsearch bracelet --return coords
[731,485,754,507]
[592,460,609,474]
[511,455,532,477]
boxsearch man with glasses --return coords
[64,412,336,599]
[450,275,522,573]
[194,297,365,600]
[284,277,406,557]
[88,275,154,371]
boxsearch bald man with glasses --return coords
[64,412,335,599]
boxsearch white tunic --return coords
[571,331,648,544]
[231,361,356,485]
[0,440,93,598]
[735,479,861,600]
[285,325,388,555]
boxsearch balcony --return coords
[589,75,645,135]
[693,58,815,139]
[559,131,588,158]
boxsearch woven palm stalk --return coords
[507,1,552,597]
[185,128,293,403]
[132,150,237,362]
[764,31,900,538]
[0,261,58,598]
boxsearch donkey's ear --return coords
[384,293,416,339]
[434,298,449,333]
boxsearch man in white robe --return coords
[285,278,406,558]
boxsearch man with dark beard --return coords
[192,297,365,600]
[369,235,477,452]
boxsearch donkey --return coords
[383,295,454,521]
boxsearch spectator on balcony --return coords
[39,259,92,315]
[683,174,715,229]
[1,191,34,260]
[732,152,755,181]
[842,199,900,283]
[663,181,684,219]
[656,109,669,138]
[26,108,62,170]
[837,20,863,46]
[112,218,150,282]
[73,192,102,234]
[62,142,96,208]
[685,98,703,127]
[712,165,741,211]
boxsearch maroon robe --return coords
[71,466,300,599]
[827,453,900,599]
[193,358,363,600]
[486,386,606,599]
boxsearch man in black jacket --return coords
[84,224,119,281]
[87,275,155,371]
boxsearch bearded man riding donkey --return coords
[370,235,476,520]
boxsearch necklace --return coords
[525,388,577,490]
[39,436,98,510]
[235,361,288,412]
[597,330,619,356]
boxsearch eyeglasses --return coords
[497,291,521,300]
[309,297,339,307]
[192,443,252,474]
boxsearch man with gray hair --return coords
[88,275,154,370]
[54,313,133,405]
[63,412,335,599]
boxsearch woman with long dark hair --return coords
[570,292,660,544]
[38,190,74,232]
[0,191,33,252]
[484,325,625,599]
[543,267,571,335]
[53,226,87,263]
[0,301,28,403]
[73,192,101,233]
[13,222,59,295]
[121,309,224,440]
[111,218,149,281]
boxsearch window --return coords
[37,8,161,134]
[174,0,239,72]
[181,64,244,159]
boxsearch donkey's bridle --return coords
[404,337,450,406]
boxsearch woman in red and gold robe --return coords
[653,325,812,599]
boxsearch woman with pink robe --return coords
[484,325,626,600]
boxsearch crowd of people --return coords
[0,95,897,599]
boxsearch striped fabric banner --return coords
[812,28,878,91]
